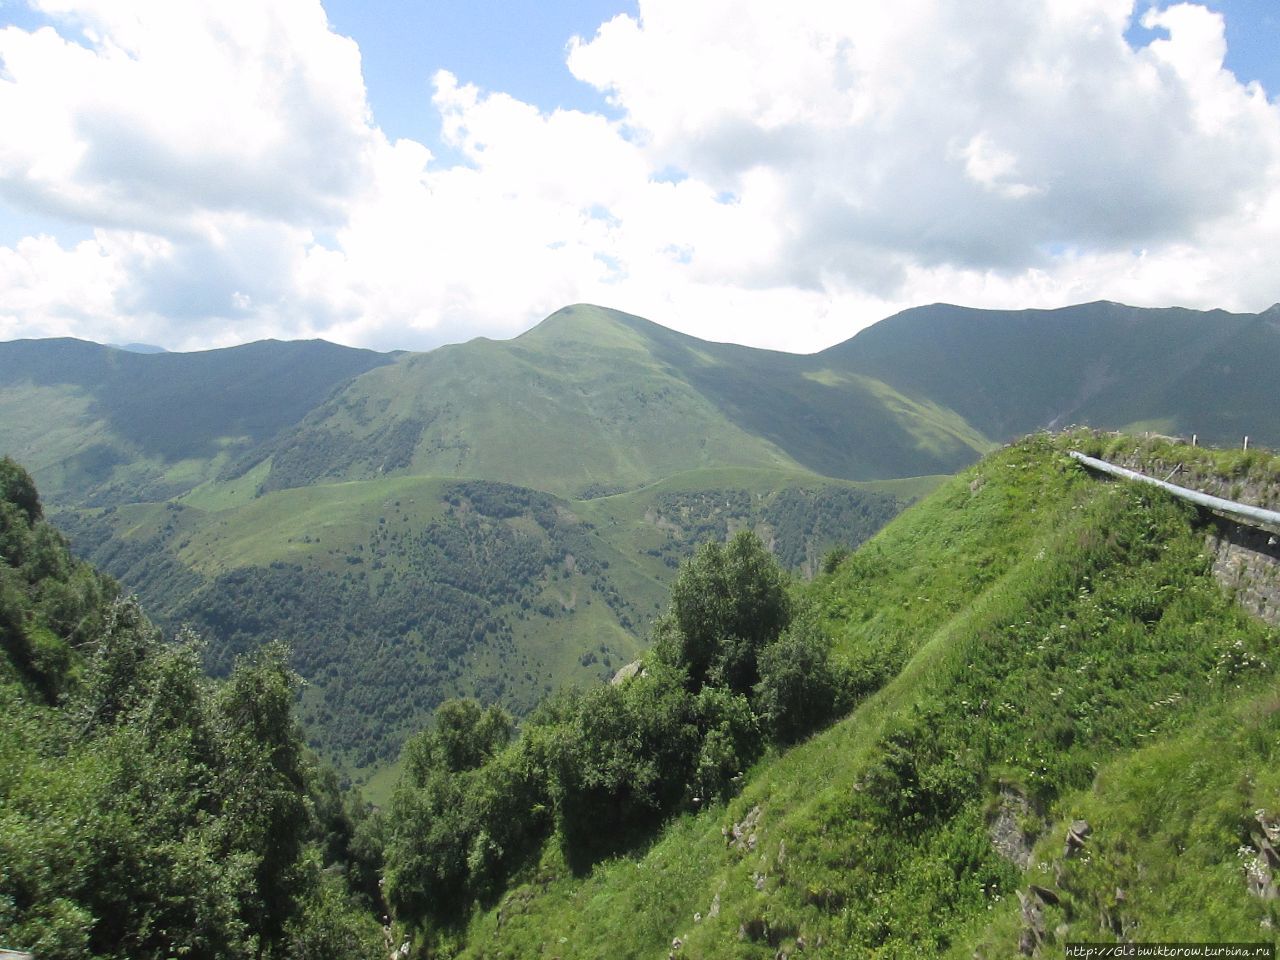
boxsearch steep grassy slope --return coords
[442,433,1278,958]
[58,469,908,779]
[241,305,992,497]
[0,337,395,506]
[604,309,992,482]
[829,301,1280,447]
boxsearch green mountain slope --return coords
[239,305,992,498]
[0,337,395,506]
[9,300,1280,790]
[6,300,1279,514]
[829,300,1280,446]
[415,432,1279,958]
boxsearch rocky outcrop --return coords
[989,786,1038,869]
[1208,520,1280,627]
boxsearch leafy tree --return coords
[0,455,41,524]
[658,530,792,692]
[386,699,526,929]
[0,461,384,960]
[690,684,759,802]
[821,544,851,574]
[213,641,311,945]
[433,698,513,773]
[753,606,844,744]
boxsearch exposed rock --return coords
[1206,511,1280,627]
[727,805,763,852]
[1258,809,1280,844]
[989,786,1038,869]
[1017,889,1046,956]
[1243,844,1280,901]
[708,892,721,919]
[1028,884,1060,906]
[1253,811,1280,871]
[1063,820,1091,858]
[610,660,645,685]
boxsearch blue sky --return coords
[1,1,1279,352]
[1130,0,1279,88]
[324,0,635,149]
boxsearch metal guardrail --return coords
[1068,451,1280,531]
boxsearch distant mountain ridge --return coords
[3,301,1276,509]
[826,300,1280,444]
[0,336,395,505]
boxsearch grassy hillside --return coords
[58,469,910,780]
[6,301,1277,514]
[413,432,1279,958]
[238,305,992,498]
[830,301,1280,447]
[0,337,395,507]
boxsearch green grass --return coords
[445,433,1278,958]
[966,683,1280,954]
[175,475,455,573]
[0,336,394,509]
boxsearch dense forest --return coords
[55,478,898,772]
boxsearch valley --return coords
[3,300,1279,793]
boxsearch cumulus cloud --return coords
[0,0,374,231]
[0,0,1278,353]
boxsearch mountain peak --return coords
[516,303,660,352]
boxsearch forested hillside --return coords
[376,432,1280,957]
[58,471,907,774]
[0,459,386,958]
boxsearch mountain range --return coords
[3,299,1277,785]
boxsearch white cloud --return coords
[0,0,1278,354]
[0,0,375,232]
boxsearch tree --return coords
[0,456,42,524]
[754,607,843,744]
[213,641,310,945]
[660,530,792,693]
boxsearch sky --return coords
[0,1,1279,354]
